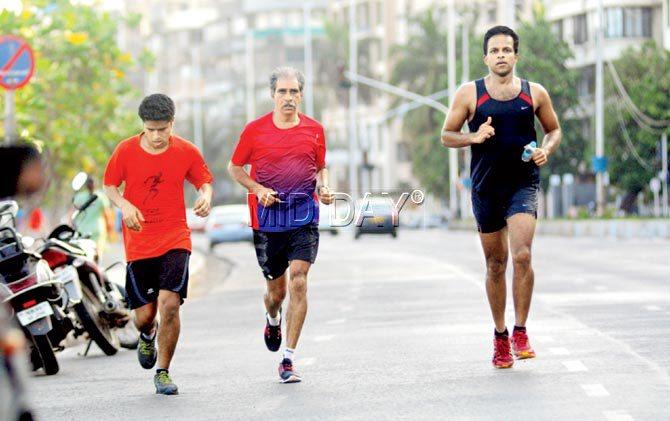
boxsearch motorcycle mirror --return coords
[72,172,88,191]
[21,236,35,249]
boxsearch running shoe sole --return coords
[513,350,536,359]
[492,361,514,369]
[280,374,302,383]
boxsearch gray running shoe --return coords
[154,370,179,395]
[137,332,157,369]
[278,358,302,383]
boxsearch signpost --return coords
[0,35,35,143]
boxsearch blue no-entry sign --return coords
[0,35,35,90]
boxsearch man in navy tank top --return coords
[440,26,562,369]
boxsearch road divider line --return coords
[644,305,661,311]
[563,360,588,372]
[549,347,571,356]
[603,410,634,420]
[326,318,347,325]
[581,384,609,397]
[314,335,335,342]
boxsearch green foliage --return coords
[604,41,670,195]
[0,1,145,203]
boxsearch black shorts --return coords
[253,224,319,281]
[472,185,539,234]
[125,249,190,309]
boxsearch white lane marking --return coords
[326,318,347,325]
[549,347,571,356]
[534,335,555,343]
[340,305,354,312]
[595,285,608,292]
[297,357,315,366]
[644,305,661,311]
[314,335,335,342]
[563,360,588,372]
[581,384,609,397]
[603,410,634,421]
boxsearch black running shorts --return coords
[253,223,319,281]
[125,249,190,309]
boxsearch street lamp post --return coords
[595,0,606,216]
[4,90,15,143]
[348,0,359,196]
[447,0,458,218]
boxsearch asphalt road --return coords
[26,229,670,420]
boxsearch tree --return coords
[604,41,670,213]
[389,10,450,198]
[0,0,149,207]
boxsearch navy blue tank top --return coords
[467,78,539,194]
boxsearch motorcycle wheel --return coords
[74,284,119,356]
[33,335,59,375]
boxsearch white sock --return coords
[267,312,281,327]
[283,348,295,361]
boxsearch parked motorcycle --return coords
[0,201,72,375]
[38,172,138,354]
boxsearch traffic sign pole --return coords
[4,89,14,143]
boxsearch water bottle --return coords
[521,141,537,162]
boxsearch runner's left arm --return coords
[531,83,562,167]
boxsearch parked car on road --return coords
[206,205,253,250]
[354,197,398,239]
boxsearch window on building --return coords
[606,8,624,38]
[607,7,652,38]
[514,0,524,22]
[487,5,496,23]
[285,47,303,63]
[397,142,411,163]
[552,20,564,41]
[573,14,588,45]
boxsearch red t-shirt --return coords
[231,112,326,232]
[104,134,213,261]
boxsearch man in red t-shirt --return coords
[103,94,213,395]
[229,67,333,383]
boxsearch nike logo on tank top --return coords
[467,78,539,194]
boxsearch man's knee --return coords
[485,256,507,278]
[267,282,287,303]
[133,304,157,331]
[158,294,181,321]
[289,270,308,297]
[512,247,532,267]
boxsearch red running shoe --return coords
[511,329,536,359]
[492,335,514,369]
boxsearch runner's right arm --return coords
[227,162,280,207]
[103,185,144,231]
[440,83,495,148]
